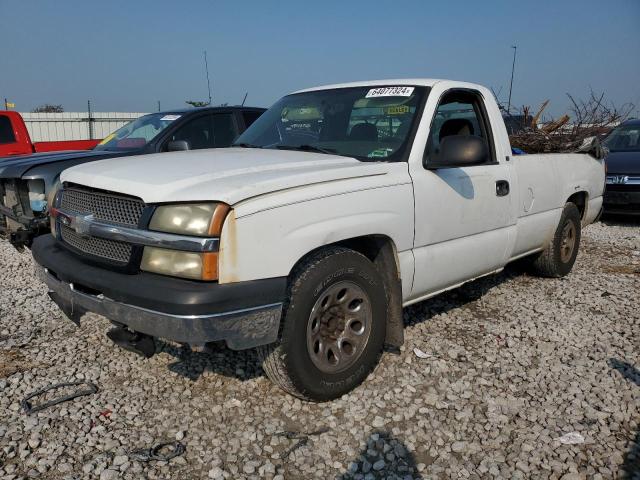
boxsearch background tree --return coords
[31,104,64,113]
[508,91,634,153]
[185,100,210,108]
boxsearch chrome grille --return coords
[60,187,144,227]
[58,186,144,264]
[60,224,132,263]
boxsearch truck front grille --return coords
[60,187,145,227]
[58,186,145,264]
[60,224,133,264]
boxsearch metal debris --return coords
[128,441,186,462]
[276,427,330,459]
[21,381,98,415]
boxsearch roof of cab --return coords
[290,78,495,96]
[292,78,445,94]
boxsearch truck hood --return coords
[0,149,128,179]
[62,148,392,205]
[605,151,640,175]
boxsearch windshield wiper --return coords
[274,144,337,155]
[232,143,263,149]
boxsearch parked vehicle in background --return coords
[0,111,100,157]
[31,79,605,401]
[603,119,640,215]
[0,106,265,249]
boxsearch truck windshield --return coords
[94,113,180,151]
[234,86,427,161]
[604,124,640,152]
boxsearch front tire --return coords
[259,247,387,401]
[530,202,582,277]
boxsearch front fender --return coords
[218,184,414,284]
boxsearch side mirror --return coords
[426,135,488,169]
[167,140,190,152]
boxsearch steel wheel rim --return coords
[306,280,372,374]
[560,221,576,263]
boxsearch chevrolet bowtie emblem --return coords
[59,213,94,237]
[73,214,94,237]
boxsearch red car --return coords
[0,111,99,157]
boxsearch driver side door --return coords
[408,88,515,301]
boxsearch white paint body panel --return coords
[60,79,605,306]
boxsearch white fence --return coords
[19,112,148,142]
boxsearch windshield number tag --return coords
[160,115,181,121]
[366,87,414,98]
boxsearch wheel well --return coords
[567,191,588,220]
[288,235,405,348]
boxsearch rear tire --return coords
[259,247,387,401]
[530,202,581,278]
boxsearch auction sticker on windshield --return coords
[366,86,414,98]
[160,115,181,121]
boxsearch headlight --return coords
[143,202,229,281]
[27,180,47,213]
[149,203,229,236]
[141,247,218,281]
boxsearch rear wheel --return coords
[259,247,387,401]
[530,202,582,277]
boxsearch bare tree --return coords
[31,104,64,113]
[509,91,634,153]
[185,100,210,108]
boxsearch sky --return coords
[1,0,639,118]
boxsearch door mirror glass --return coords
[427,135,488,169]
[167,140,190,151]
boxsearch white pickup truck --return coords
[31,79,605,401]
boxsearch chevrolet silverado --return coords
[30,79,605,401]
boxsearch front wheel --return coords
[530,202,582,277]
[259,247,387,401]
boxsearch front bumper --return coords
[603,189,640,215]
[32,235,286,349]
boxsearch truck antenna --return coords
[241,92,248,106]
[204,50,212,106]
[507,45,517,114]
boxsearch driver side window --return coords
[166,115,215,150]
[164,113,237,151]
[424,90,493,165]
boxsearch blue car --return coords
[603,119,640,215]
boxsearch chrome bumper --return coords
[37,265,282,349]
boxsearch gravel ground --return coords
[0,218,638,480]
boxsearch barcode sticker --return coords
[366,86,414,98]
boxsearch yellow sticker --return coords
[387,105,410,115]
[98,133,115,145]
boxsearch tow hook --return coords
[107,325,156,358]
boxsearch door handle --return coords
[496,180,510,197]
